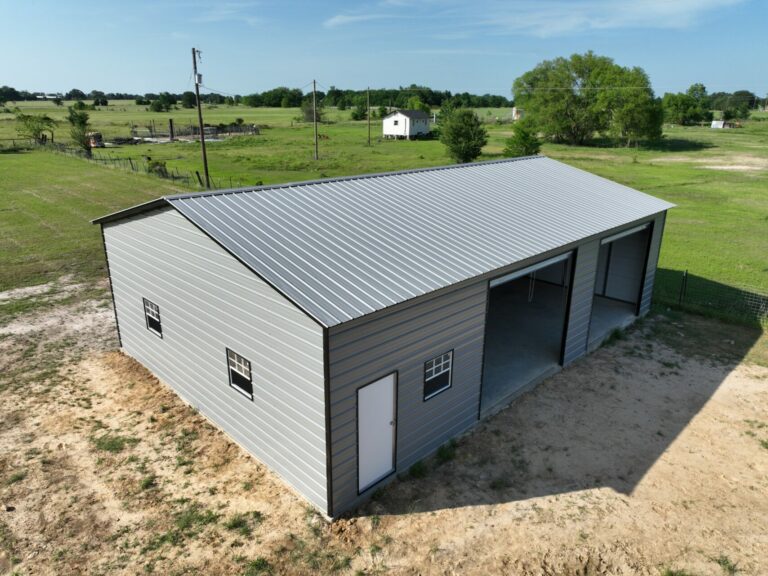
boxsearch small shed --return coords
[94,156,673,518]
[382,109,430,139]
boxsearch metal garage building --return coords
[94,156,673,518]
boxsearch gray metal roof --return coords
[386,109,430,120]
[95,156,674,327]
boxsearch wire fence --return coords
[36,142,249,190]
[655,269,768,326]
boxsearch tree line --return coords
[0,84,511,110]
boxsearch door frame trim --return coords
[356,371,399,495]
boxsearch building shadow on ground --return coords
[355,309,762,517]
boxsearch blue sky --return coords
[2,0,766,98]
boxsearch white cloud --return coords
[193,2,262,26]
[324,0,746,36]
[323,13,393,28]
[478,0,748,37]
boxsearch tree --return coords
[439,109,488,163]
[181,91,197,109]
[300,96,324,122]
[662,92,711,125]
[406,95,430,114]
[502,121,541,157]
[350,99,367,121]
[513,52,661,146]
[686,83,709,107]
[15,112,58,144]
[65,88,86,100]
[66,106,91,156]
[52,97,63,106]
[0,85,21,104]
[599,66,663,145]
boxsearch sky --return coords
[1,0,766,98]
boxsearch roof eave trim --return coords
[91,198,173,225]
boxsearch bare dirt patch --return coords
[652,153,768,172]
[1,292,766,575]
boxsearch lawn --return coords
[1,102,766,312]
[0,151,183,291]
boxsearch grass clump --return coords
[436,439,458,464]
[661,570,695,576]
[6,470,26,485]
[408,460,428,479]
[91,433,139,453]
[224,511,265,537]
[143,500,219,552]
[714,555,739,575]
[139,474,157,490]
[243,557,272,575]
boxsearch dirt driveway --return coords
[1,285,766,576]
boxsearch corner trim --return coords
[323,327,334,518]
[100,225,122,348]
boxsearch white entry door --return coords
[357,373,396,493]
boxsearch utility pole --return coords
[367,87,371,146]
[312,79,319,160]
[192,47,210,188]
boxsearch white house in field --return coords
[382,109,430,139]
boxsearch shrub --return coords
[439,109,488,163]
[502,123,541,157]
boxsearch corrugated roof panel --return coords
[143,156,672,327]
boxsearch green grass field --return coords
[1,101,766,317]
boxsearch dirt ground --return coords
[1,283,767,576]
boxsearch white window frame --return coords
[423,350,453,400]
[227,348,253,399]
[143,298,162,338]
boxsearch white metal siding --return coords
[327,281,487,516]
[103,208,328,512]
[382,114,409,137]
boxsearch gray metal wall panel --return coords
[639,213,666,315]
[604,230,649,303]
[103,207,328,511]
[563,240,600,365]
[327,281,487,516]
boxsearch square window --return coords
[393,120,399,125]
[143,298,162,337]
[424,350,453,400]
[227,348,253,399]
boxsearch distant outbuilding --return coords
[382,109,430,139]
[94,156,673,518]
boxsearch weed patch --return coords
[91,433,139,453]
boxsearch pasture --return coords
[1,100,766,303]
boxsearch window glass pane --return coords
[424,370,450,398]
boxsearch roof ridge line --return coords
[164,155,546,203]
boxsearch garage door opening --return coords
[481,253,573,416]
[589,225,652,348]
